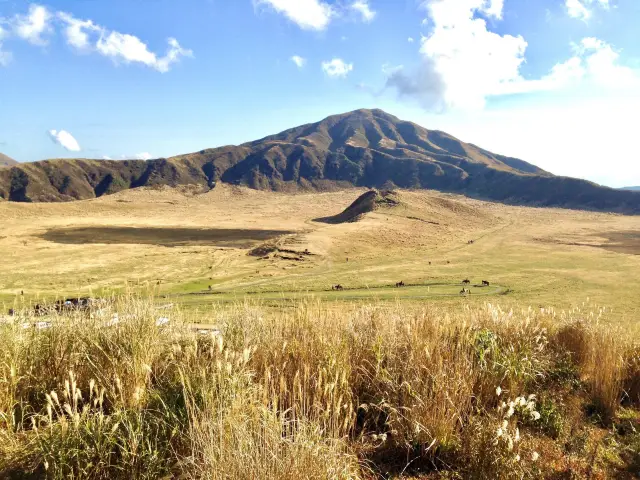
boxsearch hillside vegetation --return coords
[0,297,639,479]
[0,153,17,168]
[1,110,639,213]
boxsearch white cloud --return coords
[565,0,610,21]
[96,32,192,73]
[291,55,306,68]
[408,37,415,43]
[504,37,640,94]
[48,130,81,152]
[3,7,192,72]
[387,0,527,110]
[57,10,192,73]
[382,63,404,76]
[322,58,353,78]
[133,152,153,160]
[13,4,53,46]
[256,0,335,31]
[57,12,100,50]
[351,1,377,22]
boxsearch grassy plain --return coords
[1,184,639,323]
[1,185,640,478]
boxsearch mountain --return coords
[1,109,639,213]
[0,153,17,167]
[621,186,640,191]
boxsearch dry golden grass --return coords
[0,296,638,479]
[0,185,639,324]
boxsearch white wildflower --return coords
[531,411,541,421]
[496,386,502,396]
[531,451,539,462]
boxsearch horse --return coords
[395,281,405,288]
[462,279,471,285]
[333,284,344,291]
[482,280,490,286]
[460,288,470,295]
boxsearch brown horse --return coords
[460,288,470,295]
[482,280,490,286]
[462,279,471,285]
[395,281,405,288]
[333,285,344,291]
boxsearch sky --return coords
[0,0,639,187]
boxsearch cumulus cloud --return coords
[133,152,153,160]
[12,4,53,46]
[291,55,306,68]
[255,0,335,30]
[57,12,101,50]
[565,0,610,21]
[48,130,81,152]
[387,0,527,110]
[2,6,191,72]
[322,58,353,78]
[499,37,640,94]
[408,37,415,43]
[351,1,377,22]
[56,12,192,72]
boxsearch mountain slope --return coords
[622,186,640,191]
[0,153,17,167]
[1,109,638,213]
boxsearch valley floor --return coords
[1,184,639,325]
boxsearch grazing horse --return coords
[482,280,490,286]
[460,288,470,295]
[462,279,471,285]
[395,281,405,288]
[332,285,344,291]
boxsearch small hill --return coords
[0,153,17,167]
[621,186,640,191]
[315,189,400,224]
[1,109,639,214]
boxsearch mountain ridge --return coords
[1,109,639,213]
[0,153,17,167]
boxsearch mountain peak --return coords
[1,110,638,214]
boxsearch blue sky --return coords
[0,0,639,186]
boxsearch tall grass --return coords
[0,297,638,479]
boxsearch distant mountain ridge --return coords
[0,153,17,167]
[621,186,640,191]
[1,109,639,213]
